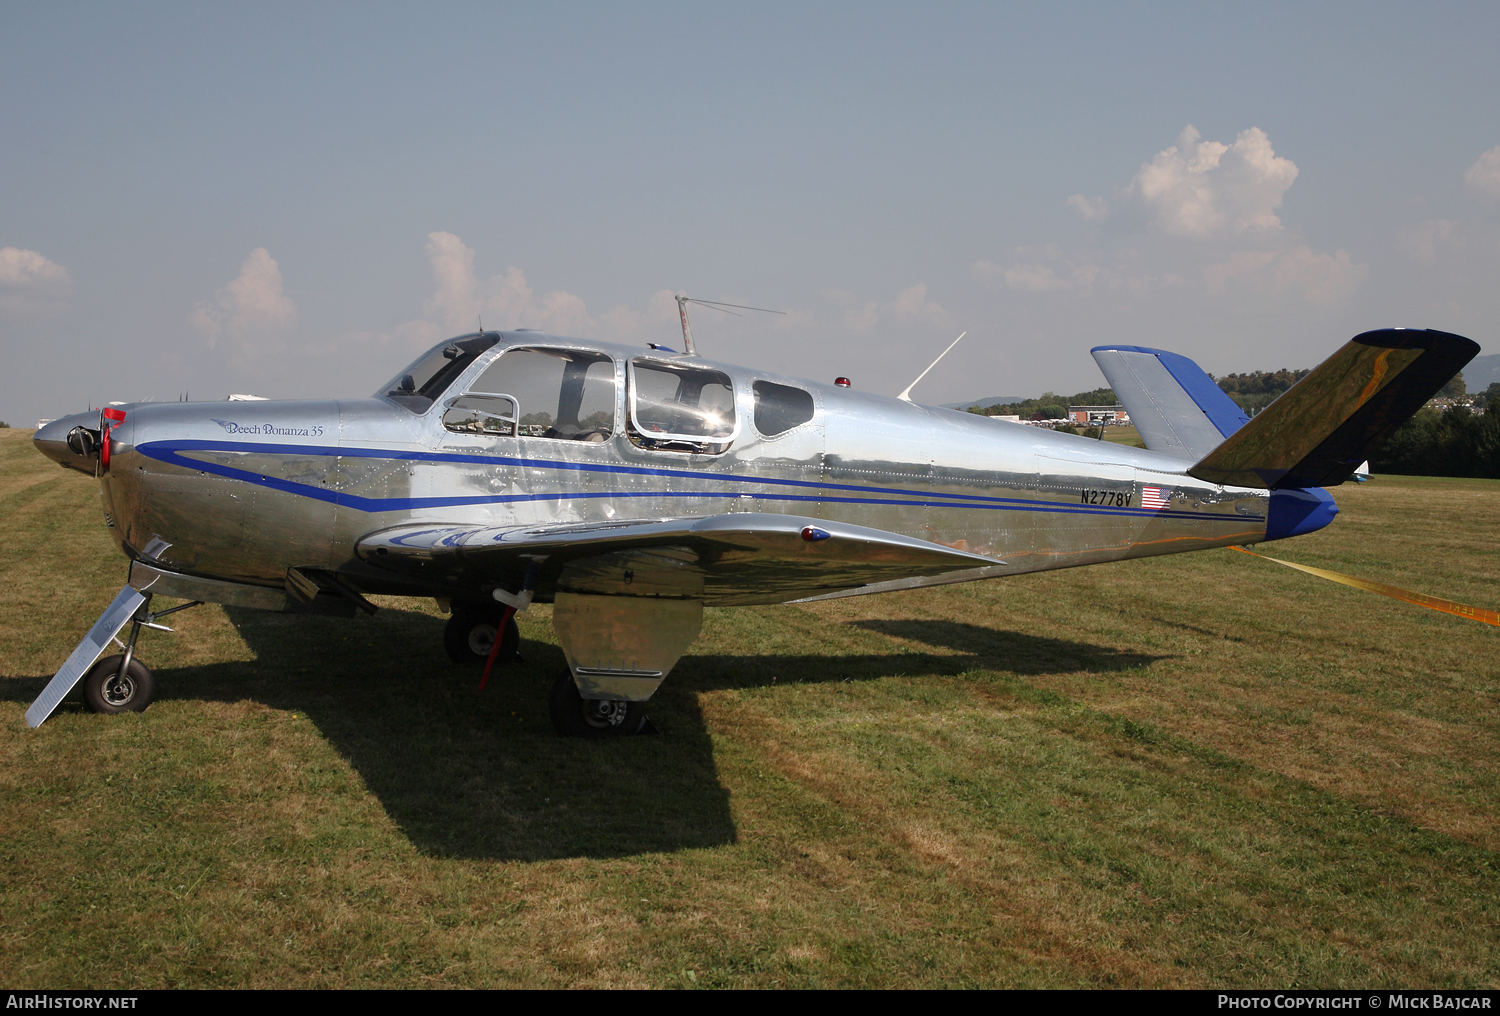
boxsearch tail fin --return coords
[1091,345,1249,460]
[1189,329,1478,489]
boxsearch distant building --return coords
[1067,405,1129,425]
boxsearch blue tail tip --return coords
[1265,488,1338,542]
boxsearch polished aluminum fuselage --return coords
[60,333,1272,604]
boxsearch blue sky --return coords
[3,2,1498,426]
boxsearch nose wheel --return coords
[82,655,155,713]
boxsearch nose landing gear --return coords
[77,596,200,716]
[24,587,203,726]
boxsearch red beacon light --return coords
[834,377,851,388]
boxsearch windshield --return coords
[378,333,499,412]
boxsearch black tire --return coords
[443,604,520,666]
[548,670,648,738]
[82,655,155,714]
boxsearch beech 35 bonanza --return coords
[28,326,1477,735]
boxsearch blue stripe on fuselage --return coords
[136,439,1260,523]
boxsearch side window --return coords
[752,381,815,437]
[442,394,517,436]
[628,359,737,453]
[443,347,616,441]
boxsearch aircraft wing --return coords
[356,512,1003,606]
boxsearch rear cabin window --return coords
[442,347,617,441]
[628,359,737,453]
[752,381,815,437]
[380,333,499,412]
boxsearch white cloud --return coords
[1399,219,1465,264]
[1463,145,1500,200]
[834,283,948,333]
[1003,263,1072,291]
[1202,246,1365,306]
[190,248,297,352]
[1066,194,1109,222]
[1126,125,1298,238]
[974,245,1156,297]
[598,289,680,338]
[0,246,73,314]
[423,230,476,330]
[891,283,947,322]
[976,126,1366,308]
[422,230,608,337]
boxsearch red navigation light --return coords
[834,377,851,388]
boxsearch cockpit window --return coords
[379,333,499,412]
[446,347,617,441]
[752,381,815,437]
[628,359,737,453]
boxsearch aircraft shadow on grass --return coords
[843,618,1169,674]
[6,606,1167,862]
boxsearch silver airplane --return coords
[27,326,1478,735]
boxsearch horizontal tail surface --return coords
[1188,328,1479,489]
[1091,346,1249,461]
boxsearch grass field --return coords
[1,427,1496,988]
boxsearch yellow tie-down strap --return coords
[1232,545,1500,628]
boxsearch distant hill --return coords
[1465,354,1500,391]
[941,396,1026,410]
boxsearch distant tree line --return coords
[1213,369,1312,414]
[965,387,1117,421]
[963,364,1495,477]
[1372,383,1500,479]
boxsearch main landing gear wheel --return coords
[444,603,520,666]
[81,655,155,714]
[548,670,653,738]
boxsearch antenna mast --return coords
[897,331,967,403]
[675,295,696,356]
[673,295,786,357]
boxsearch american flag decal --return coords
[1141,486,1171,510]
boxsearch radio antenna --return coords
[897,331,966,403]
[675,295,785,357]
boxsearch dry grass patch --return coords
[1,428,1497,987]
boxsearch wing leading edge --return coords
[356,512,1004,606]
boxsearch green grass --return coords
[1,429,1497,988]
[1101,424,1143,446]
